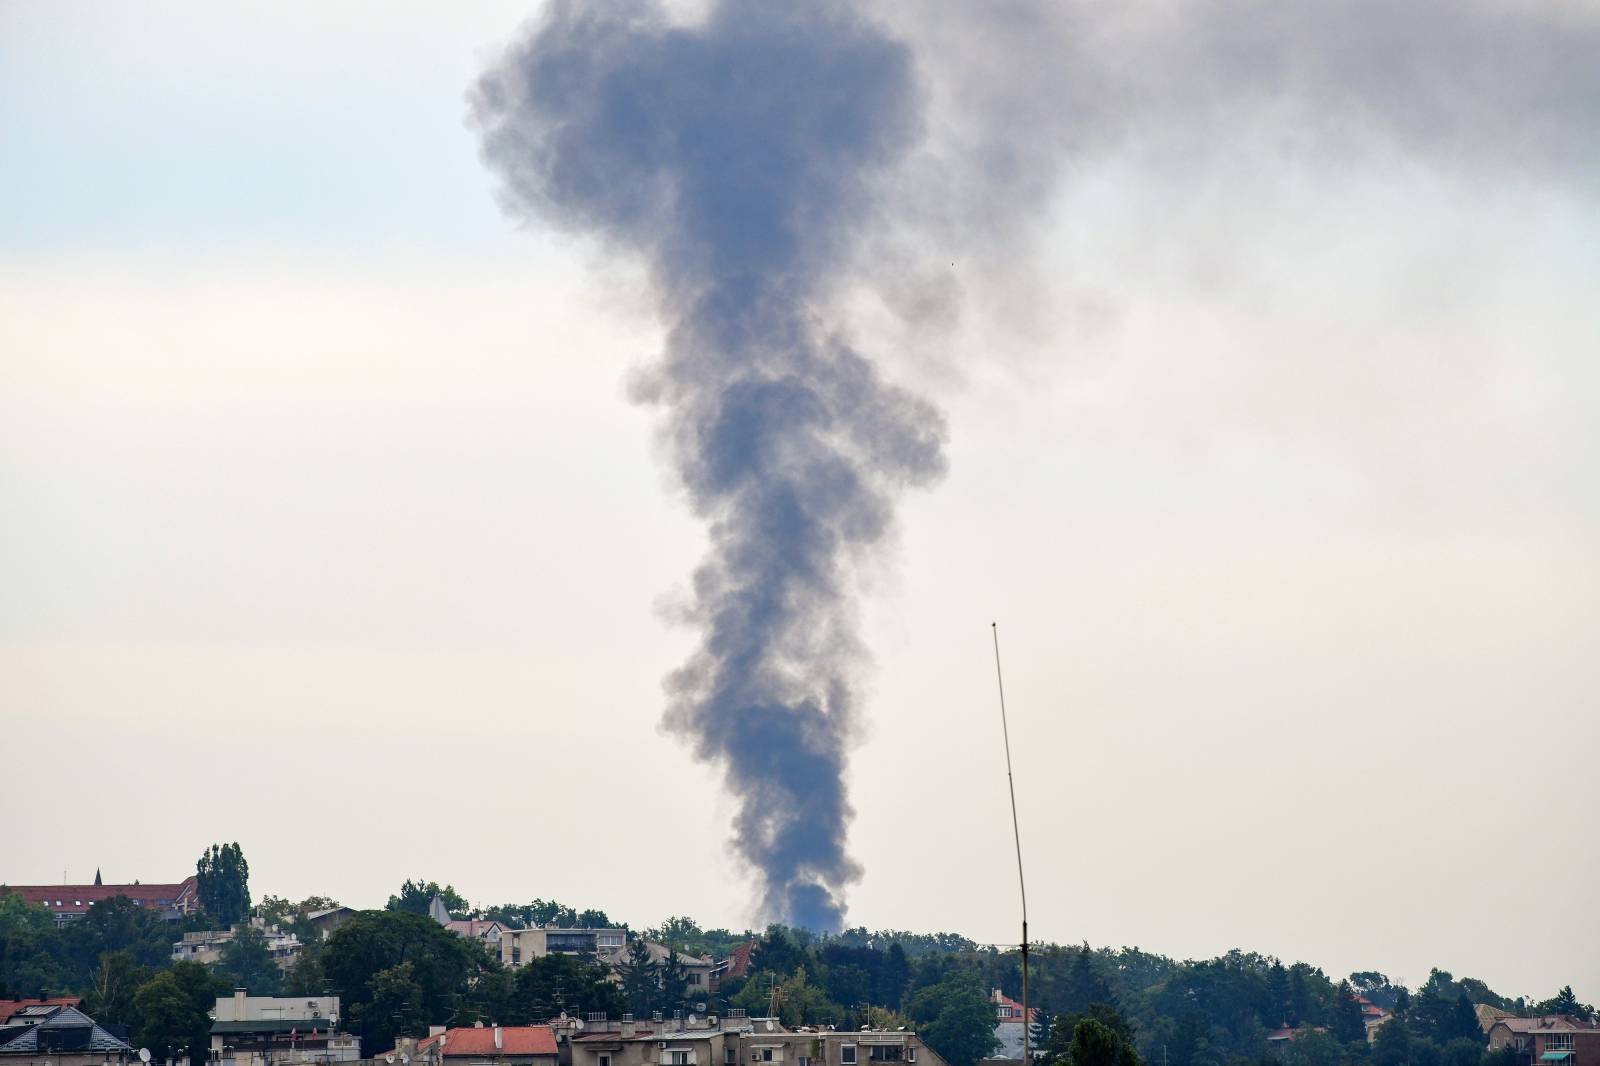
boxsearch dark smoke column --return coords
[474,0,946,930]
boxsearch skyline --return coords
[3,0,1597,1010]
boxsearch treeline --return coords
[5,857,1597,1066]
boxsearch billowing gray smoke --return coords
[473,0,945,930]
[472,0,1600,930]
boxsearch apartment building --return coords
[738,1027,948,1066]
[1487,1017,1600,1066]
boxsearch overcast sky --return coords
[3,1,1597,1004]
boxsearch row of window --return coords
[612,1044,914,1066]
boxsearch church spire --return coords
[93,868,102,886]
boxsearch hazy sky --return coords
[3,1,1597,1004]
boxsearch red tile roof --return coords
[2,878,198,916]
[725,940,758,982]
[0,998,81,1023]
[444,920,504,940]
[990,990,1039,1023]
[421,1027,558,1057]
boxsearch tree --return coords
[512,953,625,1021]
[63,895,178,984]
[907,973,1003,1066]
[1032,1007,1054,1056]
[284,946,327,997]
[616,938,661,1017]
[1332,981,1366,1044]
[1351,974,1398,1010]
[1534,987,1595,1023]
[215,925,282,995]
[196,843,252,925]
[880,943,912,1009]
[323,910,486,1037]
[83,950,149,1027]
[134,961,226,1065]
[0,892,69,994]
[354,962,428,1053]
[661,949,691,1013]
[386,880,469,919]
[1062,1018,1142,1066]
[1373,1018,1411,1066]
[1062,946,1118,1018]
[1042,1005,1138,1066]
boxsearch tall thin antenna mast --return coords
[991,623,1030,1064]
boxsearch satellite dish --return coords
[765,1021,774,1033]
[386,1057,395,1064]
[139,1051,152,1063]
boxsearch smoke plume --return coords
[473,0,945,930]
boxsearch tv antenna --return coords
[991,623,1031,1063]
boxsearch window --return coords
[726,1051,736,1064]
[1547,1037,1574,1052]
[600,1055,611,1066]
[906,1050,915,1063]
[799,1057,811,1066]
[690,974,702,986]
[671,1052,691,1065]
[868,1047,902,1062]
[762,1051,774,1062]
[511,947,521,964]
[841,1048,857,1065]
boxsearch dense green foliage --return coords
[196,843,252,926]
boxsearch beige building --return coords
[739,1028,946,1066]
[173,922,303,970]
[209,992,358,1066]
[569,1016,773,1066]
[497,927,627,968]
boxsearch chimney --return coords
[494,1028,503,1051]
[234,989,247,1018]
[621,1021,635,1040]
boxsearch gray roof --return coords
[0,1006,133,1055]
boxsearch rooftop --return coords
[419,1026,558,1057]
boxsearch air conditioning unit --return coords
[659,1043,669,1050]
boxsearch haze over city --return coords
[4,0,1597,1021]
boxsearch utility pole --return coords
[992,624,1030,1064]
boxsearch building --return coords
[1487,1016,1600,1066]
[306,908,356,941]
[444,920,506,949]
[1358,997,1391,1043]
[0,1003,134,1066]
[414,1026,558,1066]
[173,923,303,970]
[1478,1006,1517,1035]
[425,895,508,951]
[989,990,1037,1061]
[2,877,199,926]
[739,1025,949,1066]
[0,1001,81,1025]
[569,1014,768,1066]
[496,927,627,969]
[710,942,757,993]
[209,992,358,1066]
